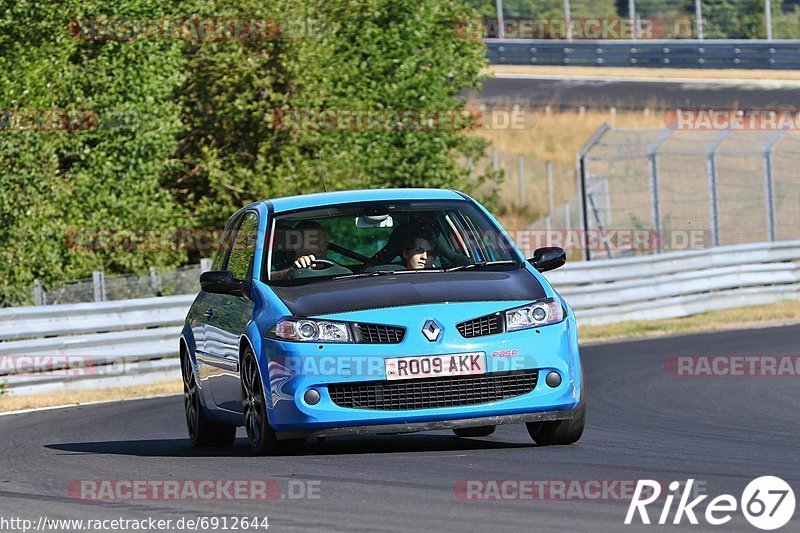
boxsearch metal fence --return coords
[33,260,211,306]
[0,294,192,395]
[469,147,574,227]
[531,124,800,260]
[471,0,798,41]
[469,0,800,68]
[486,40,800,68]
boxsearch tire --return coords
[453,426,496,438]
[526,368,586,446]
[241,349,302,456]
[182,349,237,447]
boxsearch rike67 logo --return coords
[625,477,795,530]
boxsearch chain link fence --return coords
[469,147,574,228]
[33,261,210,306]
[466,0,800,40]
[532,124,800,260]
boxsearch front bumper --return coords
[277,409,577,440]
[262,309,582,435]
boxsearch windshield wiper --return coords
[333,268,450,280]
[332,270,401,280]
[445,260,518,272]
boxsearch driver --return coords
[292,220,328,269]
[272,221,329,280]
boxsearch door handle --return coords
[204,308,213,318]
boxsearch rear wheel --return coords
[526,369,586,446]
[182,349,237,447]
[453,426,496,438]
[241,349,302,456]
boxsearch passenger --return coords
[401,232,437,270]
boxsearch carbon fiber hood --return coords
[270,269,546,317]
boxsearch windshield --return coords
[264,200,521,284]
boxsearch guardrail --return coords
[486,39,800,69]
[547,240,800,325]
[0,295,191,395]
[1,240,798,395]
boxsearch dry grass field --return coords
[0,380,181,413]
[489,65,800,83]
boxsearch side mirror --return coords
[200,270,242,296]
[529,247,566,273]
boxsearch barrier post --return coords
[93,271,106,302]
[763,129,786,242]
[647,129,672,253]
[33,279,45,306]
[707,131,731,247]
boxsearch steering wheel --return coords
[287,258,345,281]
[305,258,339,270]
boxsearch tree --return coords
[0,0,186,305]
[1,0,498,304]
[170,0,496,233]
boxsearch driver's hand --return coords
[293,255,316,269]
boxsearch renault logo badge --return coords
[422,319,442,342]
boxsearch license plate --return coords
[385,353,486,381]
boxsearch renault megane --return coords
[180,189,585,455]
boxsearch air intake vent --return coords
[329,371,538,410]
[456,313,503,338]
[355,323,405,344]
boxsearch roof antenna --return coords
[317,149,328,193]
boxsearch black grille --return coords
[355,323,405,344]
[329,370,538,410]
[457,313,503,338]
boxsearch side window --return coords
[227,212,259,280]
[210,216,240,271]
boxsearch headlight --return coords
[273,318,352,343]
[504,299,564,331]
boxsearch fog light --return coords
[304,389,321,405]
[545,371,562,388]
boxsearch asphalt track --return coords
[478,76,800,110]
[1,325,798,532]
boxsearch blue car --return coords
[180,189,585,454]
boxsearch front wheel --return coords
[526,369,586,446]
[241,349,302,456]
[182,350,237,447]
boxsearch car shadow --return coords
[45,433,534,457]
